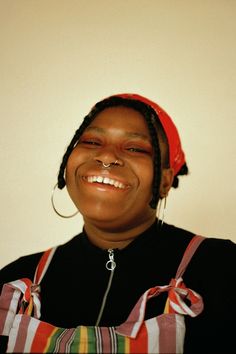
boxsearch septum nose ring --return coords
[102,160,118,168]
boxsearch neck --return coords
[83,215,156,250]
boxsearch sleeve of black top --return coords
[184,237,236,354]
[0,252,43,293]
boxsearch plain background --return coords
[0,0,235,269]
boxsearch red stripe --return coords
[30,320,56,352]
[34,248,53,284]
[21,278,32,303]
[129,323,148,353]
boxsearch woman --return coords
[0,93,235,353]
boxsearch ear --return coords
[159,168,174,198]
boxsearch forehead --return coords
[86,106,151,140]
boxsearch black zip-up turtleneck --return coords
[0,220,235,353]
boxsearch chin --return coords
[82,209,122,224]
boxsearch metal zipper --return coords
[95,249,116,326]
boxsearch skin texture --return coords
[66,106,174,249]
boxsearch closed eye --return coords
[80,139,101,146]
[126,147,150,154]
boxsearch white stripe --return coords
[32,292,41,319]
[109,327,117,353]
[146,318,160,353]
[6,314,22,352]
[175,314,185,354]
[170,298,195,317]
[2,289,21,335]
[23,317,40,352]
[9,279,28,294]
[95,327,102,354]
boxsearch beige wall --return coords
[0,0,235,268]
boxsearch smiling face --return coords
[66,106,159,232]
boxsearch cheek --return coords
[65,156,75,182]
[134,160,154,191]
[66,147,85,176]
[65,151,80,186]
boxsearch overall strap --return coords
[164,235,205,317]
[33,247,57,284]
[116,235,206,338]
[24,246,57,316]
[0,247,57,336]
[175,235,205,279]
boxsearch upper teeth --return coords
[86,176,125,189]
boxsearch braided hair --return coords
[57,96,188,209]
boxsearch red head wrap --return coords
[109,93,186,176]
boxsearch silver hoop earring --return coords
[157,197,167,226]
[51,183,79,218]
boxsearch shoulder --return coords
[0,252,42,292]
[188,235,235,277]
[162,222,235,260]
[190,235,235,267]
[160,222,195,251]
[184,236,235,352]
[161,222,194,240]
[0,233,83,292]
[161,222,235,281]
[184,234,235,301]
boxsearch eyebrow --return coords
[85,126,151,142]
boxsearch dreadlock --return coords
[57,96,188,209]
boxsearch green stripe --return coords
[46,328,66,352]
[70,326,81,352]
[117,333,127,353]
[87,326,97,353]
[46,325,128,353]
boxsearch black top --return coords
[0,220,235,353]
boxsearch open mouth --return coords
[83,176,126,189]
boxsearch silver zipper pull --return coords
[106,248,116,271]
